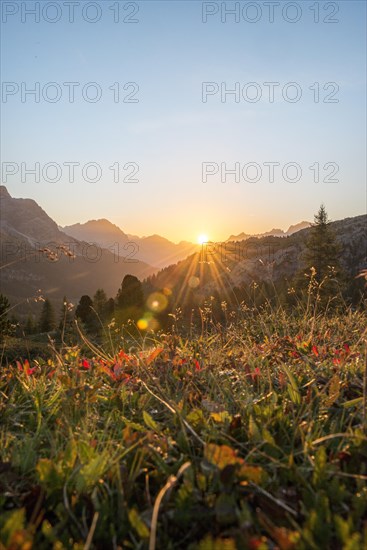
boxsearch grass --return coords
[0,303,367,549]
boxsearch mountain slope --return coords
[0,186,157,307]
[63,219,129,247]
[145,214,367,308]
[0,185,73,244]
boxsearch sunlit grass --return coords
[0,303,366,549]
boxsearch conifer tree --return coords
[296,205,344,305]
[25,314,35,336]
[105,298,115,319]
[0,294,12,341]
[115,275,144,323]
[116,275,144,310]
[75,295,95,332]
[39,299,56,333]
[93,289,108,319]
[303,205,342,281]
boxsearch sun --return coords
[197,234,209,245]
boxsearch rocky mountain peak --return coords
[0,185,11,199]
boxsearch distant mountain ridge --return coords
[63,219,313,269]
[63,219,200,269]
[227,221,311,242]
[61,219,130,244]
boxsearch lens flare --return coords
[146,292,168,313]
[188,276,200,289]
[137,313,160,332]
[137,318,148,330]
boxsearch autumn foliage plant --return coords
[0,300,366,550]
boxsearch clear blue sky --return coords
[1,0,366,242]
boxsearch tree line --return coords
[0,274,145,342]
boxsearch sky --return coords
[1,0,366,243]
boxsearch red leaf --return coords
[17,360,33,374]
[113,362,123,375]
[252,367,261,381]
[146,347,164,365]
[81,359,91,369]
[311,345,319,357]
[100,365,117,380]
[118,350,132,362]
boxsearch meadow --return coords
[1,300,366,549]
